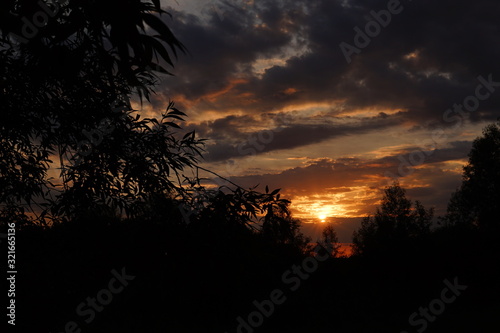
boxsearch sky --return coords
[138,0,500,227]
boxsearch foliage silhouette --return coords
[0,0,308,253]
[317,223,342,257]
[352,181,433,257]
[442,121,500,232]
[1,0,189,225]
[1,0,185,97]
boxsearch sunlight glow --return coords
[289,187,379,219]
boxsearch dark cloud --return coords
[202,111,404,161]
[151,0,500,218]
[157,0,500,127]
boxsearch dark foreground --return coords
[11,219,500,333]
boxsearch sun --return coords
[318,214,327,222]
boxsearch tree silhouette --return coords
[0,1,309,254]
[352,182,433,256]
[1,0,190,225]
[317,223,341,257]
[259,186,308,247]
[442,121,500,231]
[1,0,184,96]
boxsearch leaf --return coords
[142,14,185,57]
[183,131,194,140]
[149,62,173,75]
[165,122,181,129]
[151,0,162,11]
[166,115,184,121]
[148,35,173,67]
[169,108,187,117]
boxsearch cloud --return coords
[214,139,472,217]
[150,0,500,219]
[201,110,405,161]
[155,0,500,144]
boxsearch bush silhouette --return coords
[352,181,433,257]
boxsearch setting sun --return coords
[319,214,327,222]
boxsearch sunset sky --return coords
[138,0,500,229]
